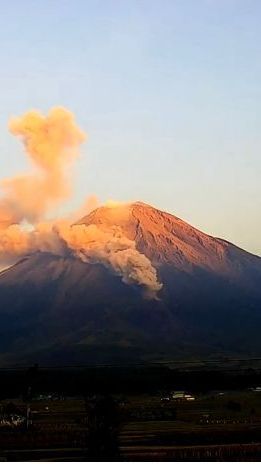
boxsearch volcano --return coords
[0,202,260,365]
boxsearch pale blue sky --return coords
[0,0,260,254]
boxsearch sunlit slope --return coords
[79,202,261,290]
[0,202,260,365]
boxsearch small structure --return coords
[251,387,261,392]
[161,396,170,401]
[172,391,195,401]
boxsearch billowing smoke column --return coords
[56,223,163,299]
[0,107,85,226]
[0,107,162,298]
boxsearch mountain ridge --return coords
[77,201,261,291]
[0,201,260,365]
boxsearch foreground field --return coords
[1,388,261,460]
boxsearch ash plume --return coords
[57,223,163,298]
[0,107,85,225]
[0,107,162,297]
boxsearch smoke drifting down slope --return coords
[0,200,261,365]
[0,107,162,297]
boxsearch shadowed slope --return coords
[0,202,260,365]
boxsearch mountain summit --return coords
[0,202,260,365]
[79,201,260,281]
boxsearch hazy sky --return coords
[0,0,260,255]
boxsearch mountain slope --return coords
[0,202,260,365]
[79,202,261,291]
